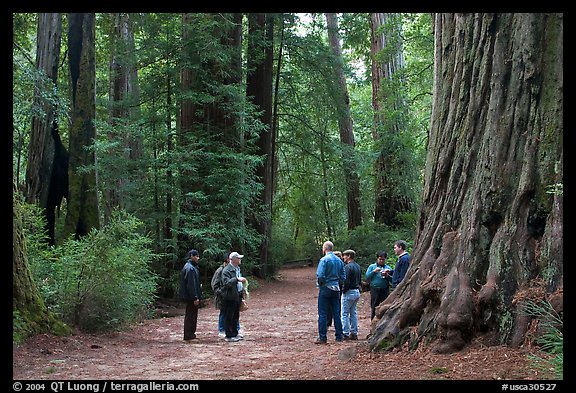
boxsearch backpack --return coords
[211,266,225,308]
[211,266,224,291]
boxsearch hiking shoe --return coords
[225,336,242,342]
[218,332,226,338]
[314,338,327,344]
[342,334,350,340]
[350,334,358,340]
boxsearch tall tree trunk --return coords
[64,13,100,239]
[370,13,411,226]
[13,180,70,340]
[104,12,143,223]
[176,13,198,257]
[25,13,67,246]
[325,13,362,230]
[369,13,563,354]
[246,13,274,277]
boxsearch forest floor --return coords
[13,265,559,383]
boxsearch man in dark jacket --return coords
[392,240,410,288]
[341,249,362,340]
[179,249,202,341]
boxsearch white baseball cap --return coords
[229,251,244,260]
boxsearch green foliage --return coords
[29,210,159,332]
[14,13,433,291]
[13,310,27,345]
[333,221,414,270]
[429,367,449,375]
[521,301,563,379]
[545,183,563,196]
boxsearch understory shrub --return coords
[29,210,159,332]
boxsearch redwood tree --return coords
[369,13,563,354]
[325,12,362,231]
[64,13,100,239]
[25,13,68,246]
[246,13,275,277]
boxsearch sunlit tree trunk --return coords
[370,13,563,354]
[325,12,362,230]
[370,13,412,226]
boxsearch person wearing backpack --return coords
[211,253,242,338]
[220,252,247,342]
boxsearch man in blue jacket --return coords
[315,241,346,344]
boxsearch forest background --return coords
[13,12,562,369]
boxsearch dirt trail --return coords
[13,265,547,380]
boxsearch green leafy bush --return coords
[29,210,159,332]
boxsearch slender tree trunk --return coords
[369,13,563,354]
[104,12,143,223]
[325,13,362,230]
[246,13,274,277]
[272,14,284,196]
[64,13,100,239]
[25,13,67,246]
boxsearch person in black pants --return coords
[179,249,202,341]
[220,252,247,342]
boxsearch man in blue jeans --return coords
[315,241,346,344]
[340,249,362,340]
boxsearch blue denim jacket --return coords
[316,252,346,290]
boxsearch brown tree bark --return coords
[246,13,275,277]
[369,13,563,354]
[25,13,67,245]
[64,13,100,239]
[325,13,362,230]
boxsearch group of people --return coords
[315,240,410,344]
[179,239,411,346]
[179,249,247,343]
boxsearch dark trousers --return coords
[222,292,242,338]
[370,286,389,320]
[183,301,199,340]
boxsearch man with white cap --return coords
[219,251,247,342]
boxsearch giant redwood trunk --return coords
[369,13,563,354]
[25,13,68,246]
[64,13,100,239]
